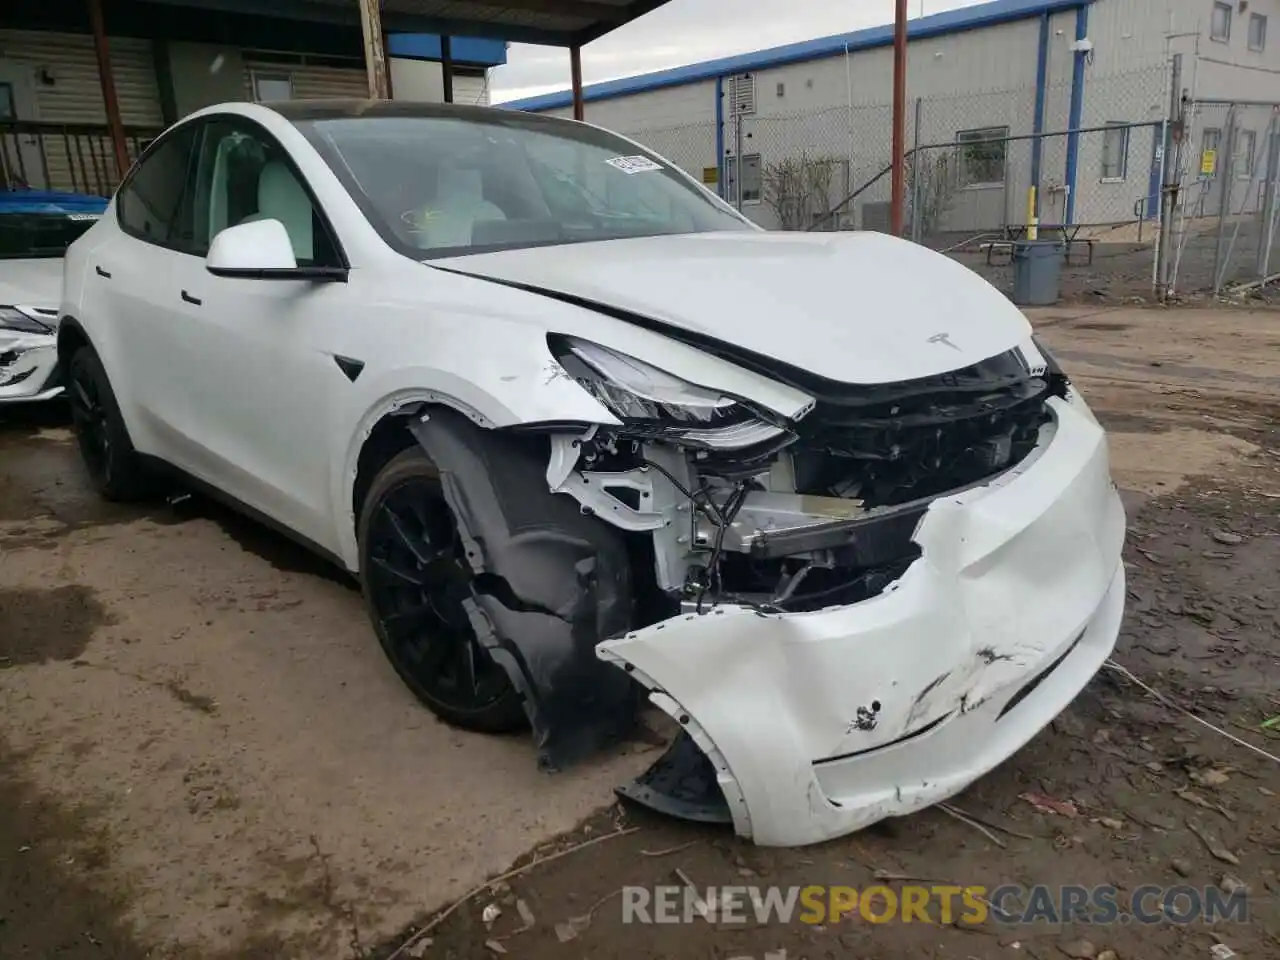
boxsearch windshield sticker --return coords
[605,155,664,175]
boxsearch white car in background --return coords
[60,100,1126,847]
[0,191,106,403]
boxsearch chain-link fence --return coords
[575,52,1280,301]
[1166,100,1280,297]
[719,88,1167,300]
[588,60,1175,300]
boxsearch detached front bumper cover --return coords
[598,396,1126,846]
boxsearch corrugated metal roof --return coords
[135,0,668,46]
[502,0,1087,111]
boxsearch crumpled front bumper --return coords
[598,395,1126,847]
[0,332,62,403]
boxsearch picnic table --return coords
[984,224,1094,267]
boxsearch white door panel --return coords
[88,235,201,459]
[164,268,350,547]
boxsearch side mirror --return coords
[206,219,347,281]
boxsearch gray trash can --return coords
[1011,240,1064,306]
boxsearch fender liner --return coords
[408,407,638,769]
[55,315,92,364]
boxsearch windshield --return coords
[0,212,99,260]
[295,114,753,258]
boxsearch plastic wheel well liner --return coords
[408,407,639,769]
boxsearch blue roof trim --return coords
[501,0,1083,112]
[388,34,507,66]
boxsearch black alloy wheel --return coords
[69,359,109,477]
[67,346,151,501]
[359,449,526,732]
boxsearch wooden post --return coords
[382,29,396,99]
[570,45,584,120]
[890,0,908,237]
[357,0,390,99]
[441,35,454,103]
[87,0,130,183]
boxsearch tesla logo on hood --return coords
[928,332,962,351]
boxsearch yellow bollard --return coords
[1027,185,1039,241]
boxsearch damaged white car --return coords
[62,101,1126,847]
[1,190,106,403]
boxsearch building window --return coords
[0,82,14,121]
[1249,13,1267,51]
[1201,128,1222,178]
[724,153,762,203]
[1211,2,1232,42]
[251,72,294,102]
[1237,129,1256,178]
[1100,123,1130,181]
[956,126,1008,187]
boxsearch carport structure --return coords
[4,0,671,188]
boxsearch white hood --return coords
[438,231,1032,385]
[0,258,64,310]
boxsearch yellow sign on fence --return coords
[702,166,719,184]
[1201,149,1217,176]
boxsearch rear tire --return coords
[358,447,526,733]
[67,346,153,502]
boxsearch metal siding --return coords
[565,79,716,128]
[452,72,490,106]
[1177,0,1280,223]
[0,29,162,125]
[548,79,718,182]
[513,0,1278,230]
[244,60,368,100]
[243,61,488,104]
[0,29,162,192]
[1070,0,1194,224]
[504,0,1085,111]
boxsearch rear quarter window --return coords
[117,124,197,247]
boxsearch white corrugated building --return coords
[504,0,1280,234]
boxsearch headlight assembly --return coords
[550,335,789,450]
[0,305,54,335]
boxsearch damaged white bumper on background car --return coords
[0,307,63,403]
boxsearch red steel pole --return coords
[891,0,908,236]
[570,45,584,120]
[87,0,131,183]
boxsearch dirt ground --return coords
[2,305,1279,960]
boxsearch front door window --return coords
[184,118,338,266]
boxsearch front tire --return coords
[358,448,526,733]
[67,346,152,502]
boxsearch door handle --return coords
[180,290,202,306]
[95,265,112,278]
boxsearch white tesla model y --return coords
[61,100,1125,846]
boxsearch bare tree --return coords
[905,147,961,238]
[762,153,840,230]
